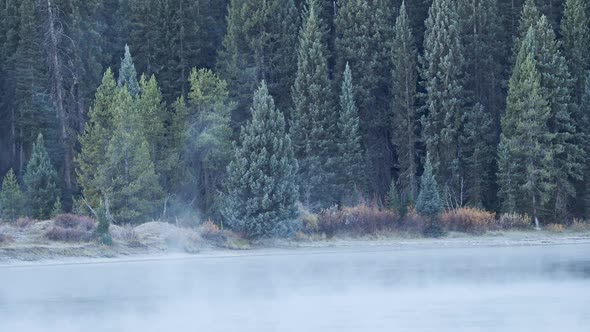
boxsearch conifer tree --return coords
[76,70,119,208]
[337,63,365,202]
[217,0,299,123]
[118,45,140,97]
[0,169,25,222]
[24,134,60,220]
[580,72,590,217]
[291,0,337,209]
[51,197,62,218]
[391,1,419,202]
[185,68,234,217]
[533,16,583,221]
[513,0,541,57]
[387,180,402,214]
[416,154,443,236]
[561,0,589,105]
[421,0,469,202]
[498,37,554,226]
[334,0,395,196]
[223,82,298,238]
[99,88,163,224]
[137,75,170,186]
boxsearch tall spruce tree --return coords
[337,63,365,203]
[391,1,419,203]
[498,34,554,226]
[334,0,395,196]
[118,45,140,97]
[291,0,337,209]
[561,0,589,106]
[99,88,163,224]
[0,169,25,221]
[533,16,582,221]
[223,82,298,238]
[217,0,299,125]
[580,72,590,217]
[76,69,118,208]
[421,0,469,204]
[24,134,60,220]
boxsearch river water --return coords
[0,244,589,331]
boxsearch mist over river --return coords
[1,244,589,331]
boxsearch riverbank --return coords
[1,218,589,265]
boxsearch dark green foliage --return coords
[217,0,299,125]
[223,82,299,238]
[421,0,469,204]
[99,88,163,224]
[416,155,443,219]
[561,0,589,105]
[291,0,337,209]
[387,180,403,215]
[51,197,63,218]
[0,169,25,221]
[416,155,444,237]
[118,45,140,97]
[337,63,365,203]
[334,0,395,196]
[24,134,60,220]
[498,36,554,222]
[391,1,419,203]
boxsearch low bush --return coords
[318,204,397,237]
[299,204,319,234]
[398,207,428,234]
[570,219,590,232]
[120,225,141,247]
[440,208,496,235]
[497,213,533,230]
[0,226,13,244]
[545,223,565,233]
[15,217,36,228]
[199,219,222,241]
[45,214,96,242]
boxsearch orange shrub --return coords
[545,223,565,233]
[440,208,496,235]
[199,219,222,240]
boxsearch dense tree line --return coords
[1,0,589,237]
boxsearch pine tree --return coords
[387,180,402,214]
[24,134,60,220]
[334,0,395,196]
[498,34,554,226]
[0,169,25,222]
[217,0,299,125]
[291,0,337,209]
[51,197,63,218]
[223,82,299,238]
[580,72,590,218]
[99,88,163,224]
[184,68,234,217]
[421,0,469,202]
[337,63,365,203]
[561,0,589,106]
[118,45,140,97]
[512,0,540,59]
[533,16,583,221]
[416,154,443,236]
[76,69,119,208]
[391,1,419,203]
[137,75,169,186]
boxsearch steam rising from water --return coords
[1,245,589,331]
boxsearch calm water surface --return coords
[0,244,589,331]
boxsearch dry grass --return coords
[15,217,36,228]
[441,208,496,235]
[497,213,533,230]
[545,223,565,233]
[317,204,398,237]
[570,219,590,232]
[45,214,96,242]
[198,220,222,241]
[0,225,14,244]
